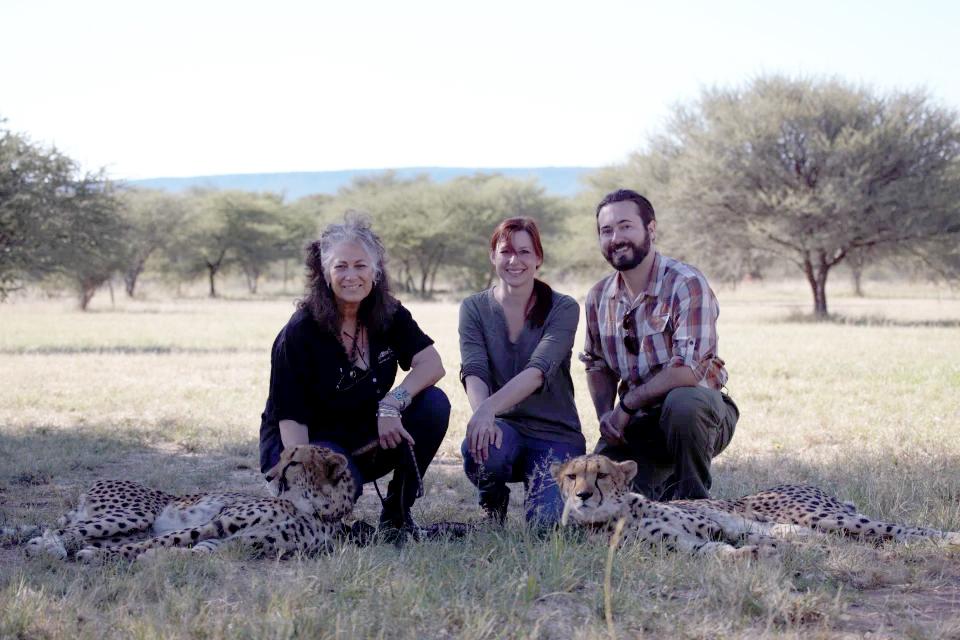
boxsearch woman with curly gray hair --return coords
[259,213,449,537]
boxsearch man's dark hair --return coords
[595,189,656,226]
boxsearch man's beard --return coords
[604,235,651,271]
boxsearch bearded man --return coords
[579,189,738,500]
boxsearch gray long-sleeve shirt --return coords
[459,287,583,445]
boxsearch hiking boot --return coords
[480,491,509,526]
[378,511,421,547]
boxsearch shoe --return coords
[481,492,509,526]
[378,511,421,547]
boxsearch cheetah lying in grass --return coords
[23,445,359,562]
[552,454,960,558]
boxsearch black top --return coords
[259,303,434,472]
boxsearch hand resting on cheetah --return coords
[552,454,960,558]
[23,445,360,562]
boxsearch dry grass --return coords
[1,280,960,639]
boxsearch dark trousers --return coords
[594,386,738,501]
[300,386,450,527]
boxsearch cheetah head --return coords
[551,454,637,525]
[265,445,357,520]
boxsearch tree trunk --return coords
[207,265,218,298]
[428,262,441,296]
[419,269,429,298]
[847,248,867,297]
[423,247,443,297]
[802,252,831,319]
[78,281,97,311]
[851,270,864,297]
[124,256,148,298]
[243,264,259,294]
[206,250,227,298]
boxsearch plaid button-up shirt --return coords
[580,252,728,397]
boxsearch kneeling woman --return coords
[460,217,584,525]
[259,214,450,533]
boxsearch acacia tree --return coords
[116,188,187,297]
[56,181,127,309]
[163,189,234,297]
[226,192,290,294]
[0,121,125,308]
[166,190,295,297]
[0,125,77,296]
[661,76,960,317]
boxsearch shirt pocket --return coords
[639,313,671,365]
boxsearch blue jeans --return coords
[461,420,585,524]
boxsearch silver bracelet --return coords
[376,402,402,418]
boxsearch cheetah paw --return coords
[769,523,814,538]
[715,544,778,560]
[191,540,220,553]
[699,541,738,556]
[76,547,104,564]
[25,531,67,560]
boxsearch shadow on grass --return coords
[777,310,960,328]
[0,426,259,495]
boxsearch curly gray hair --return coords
[318,211,387,284]
[300,211,397,334]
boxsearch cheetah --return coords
[552,454,960,558]
[24,445,358,562]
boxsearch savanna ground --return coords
[1,279,959,639]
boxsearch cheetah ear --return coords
[325,453,348,478]
[550,461,565,482]
[618,460,638,484]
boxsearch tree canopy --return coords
[1,122,126,307]
[656,76,960,316]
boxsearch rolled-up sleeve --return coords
[580,284,614,374]
[458,299,492,392]
[668,275,720,381]
[527,296,579,392]
[388,304,434,370]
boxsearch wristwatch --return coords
[618,396,641,416]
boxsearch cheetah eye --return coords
[596,472,609,479]
[566,473,577,481]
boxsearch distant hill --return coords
[126,166,595,200]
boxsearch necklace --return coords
[342,327,367,368]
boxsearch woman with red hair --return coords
[459,217,584,525]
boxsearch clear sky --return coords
[2,0,958,180]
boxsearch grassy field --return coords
[1,281,959,639]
